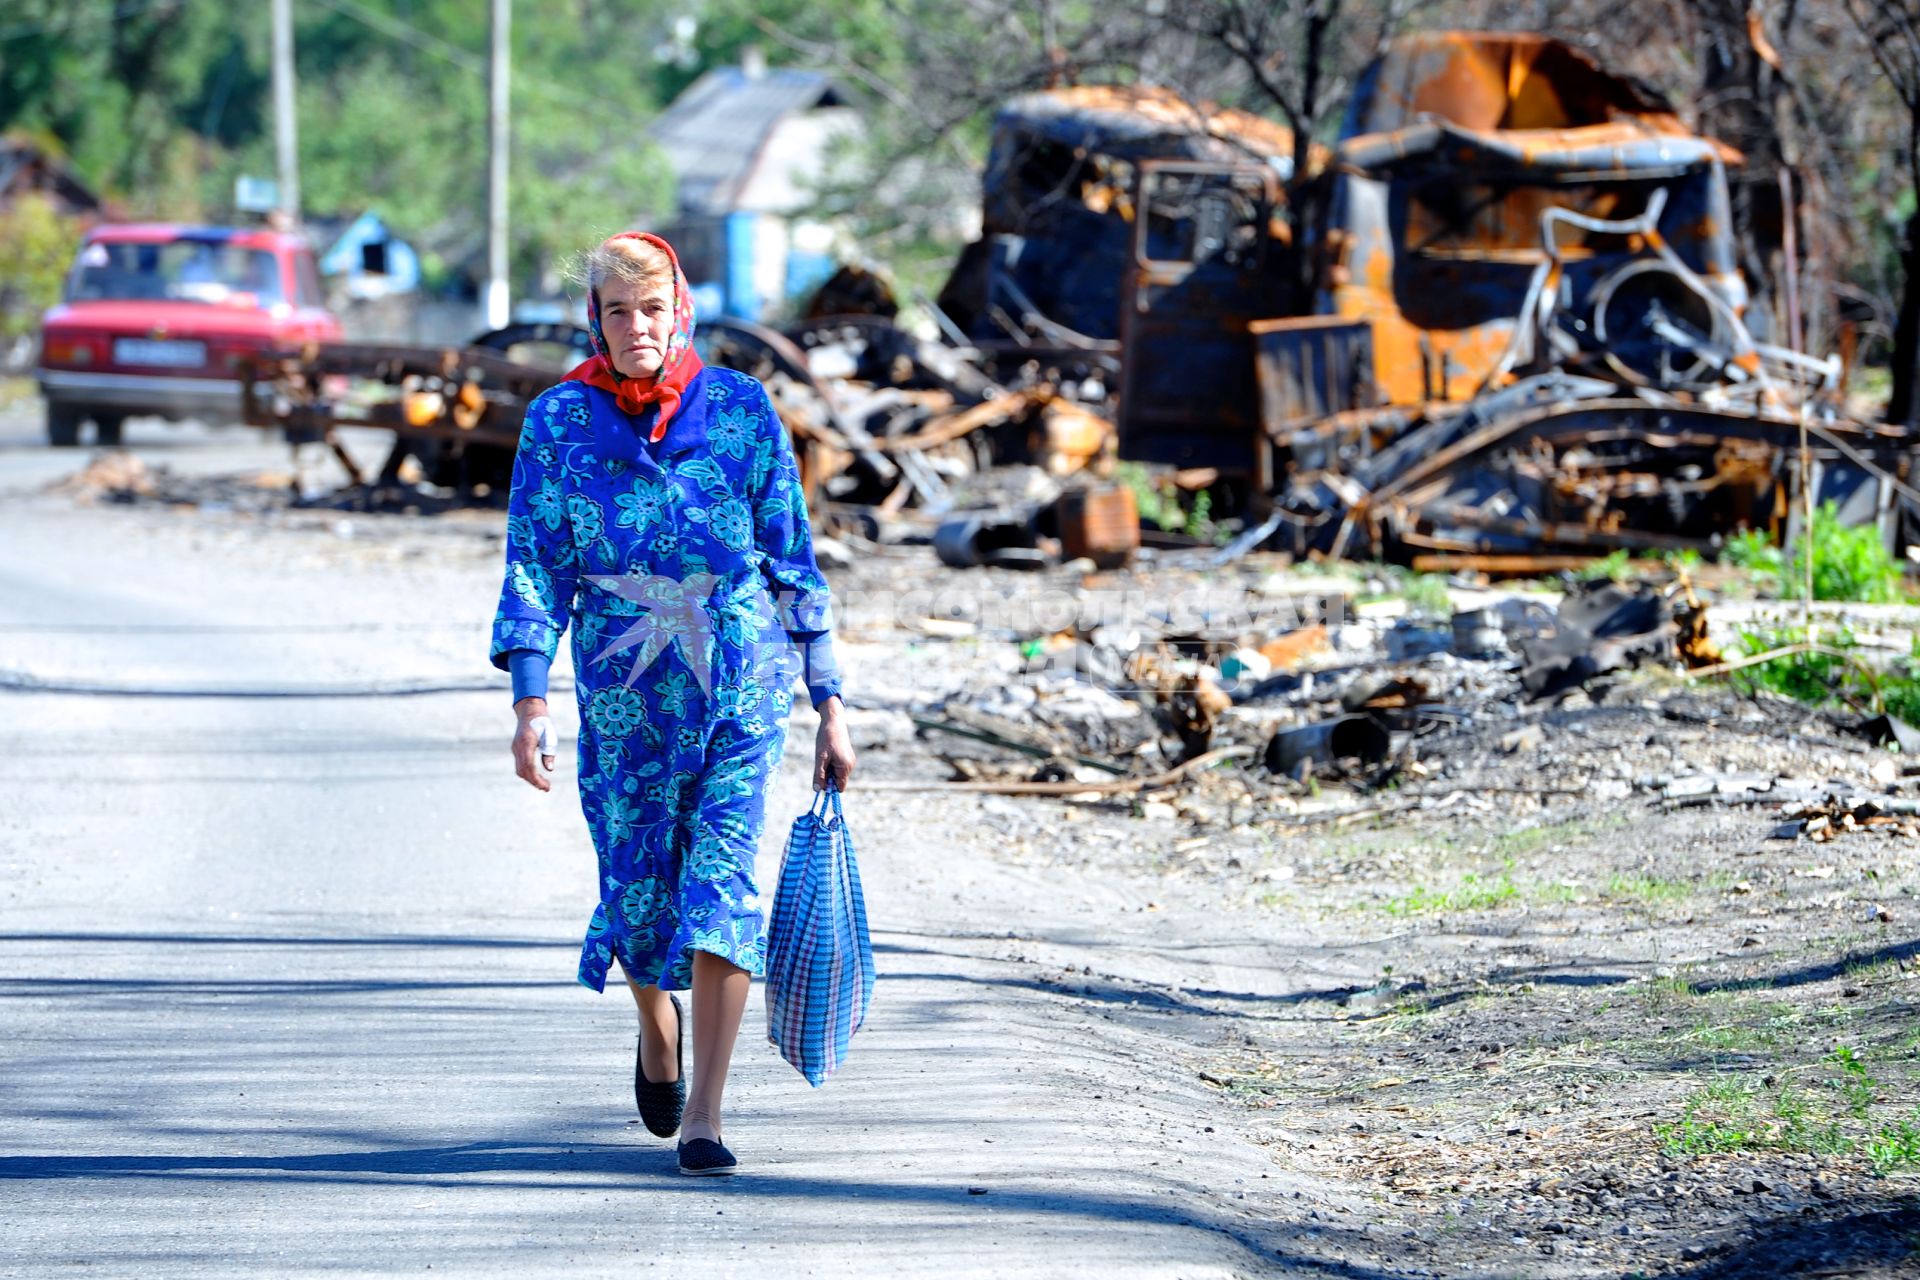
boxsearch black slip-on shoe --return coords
[634,994,685,1138]
[676,1137,737,1176]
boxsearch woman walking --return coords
[489,231,856,1176]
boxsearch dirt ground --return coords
[19,442,1920,1278]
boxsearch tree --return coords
[0,190,84,343]
[1163,0,1354,189]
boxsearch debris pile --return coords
[906,560,1730,803]
[870,534,1920,857]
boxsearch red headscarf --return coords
[564,231,705,442]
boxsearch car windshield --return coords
[65,239,286,306]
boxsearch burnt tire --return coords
[46,403,80,447]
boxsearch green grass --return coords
[1720,502,1906,602]
[1489,824,1570,859]
[1353,564,1452,620]
[1656,1049,1919,1169]
[1687,1020,1778,1052]
[1830,1045,1879,1119]
[1844,951,1906,983]
[1867,1114,1920,1174]
[1731,625,1920,724]
[1792,502,1904,603]
[1678,993,1787,1052]
[1723,527,1783,573]
[1643,974,1698,1007]
[1485,815,1623,860]
[1579,548,1632,581]
[1656,1076,1852,1158]
[1379,872,1518,916]
[1605,873,1696,903]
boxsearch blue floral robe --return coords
[488,366,837,992]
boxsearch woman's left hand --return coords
[812,696,856,791]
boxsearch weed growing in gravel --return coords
[1687,1020,1776,1052]
[1656,1047,1918,1169]
[1682,996,1782,1052]
[1731,625,1920,721]
[1605,874,1693,903]
[1867,1115,1920,1174]
[1487,817,1600,860]
[1655,1076,1850,1158]
[1829,1045,1879,1118]
[1843,951,1906,984]
[1642,974,1697,1007]
[1579,548,1633,581]
[1353,564,1452,619]
[1723,504,1906,601]
[1380,873,1519,915]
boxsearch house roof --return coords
[0,137,101,214]
[650,66,849,214]
[995,84,1304,168]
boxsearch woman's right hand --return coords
[513,697,557,792]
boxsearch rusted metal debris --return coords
[237,323,594,495]
[1514,579,1674,700]
[238,305,1121,519]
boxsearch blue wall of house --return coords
[724,212,760,322]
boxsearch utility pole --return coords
[485,0,511,330]
[272,0,300,223]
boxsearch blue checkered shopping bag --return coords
[764,785,876,1086]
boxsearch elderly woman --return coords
[489,231,856,1177]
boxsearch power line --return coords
[308,0,657,126]
[308,0,483,74]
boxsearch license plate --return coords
[113,338,207,368]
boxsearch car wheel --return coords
[46,403,81,447]
[93,413,125,446]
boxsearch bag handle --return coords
[809,780,844,823]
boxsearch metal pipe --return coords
[272,0,299,222]
[485,0,512,330]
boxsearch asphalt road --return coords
[0,402,1314,1278]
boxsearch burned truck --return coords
[1103,32,1909,565]
[937,83,1312,348]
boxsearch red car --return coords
[36,223,342,446]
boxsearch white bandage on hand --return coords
[530,715,557,772]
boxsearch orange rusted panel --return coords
[1347,31,1720,144]
[1323,32,1748,410]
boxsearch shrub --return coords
[1788,502,1902,603]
